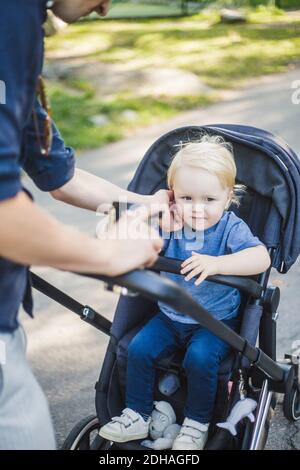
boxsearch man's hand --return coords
[181,252,220,286]
[150,189,173,206]
[156,189,184,233]
[145,189,183,233]
[141,189,173,217]
[160,202,184,233]
[98,206,163,276]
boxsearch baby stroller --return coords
[31,124,300,450]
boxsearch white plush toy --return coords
[141,401,181,450]
[217,397,257,436]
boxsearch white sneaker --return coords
[99,408,150,443]
[172,418,209,450]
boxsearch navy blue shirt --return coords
[0,1,75,332]
[159,211,264,324]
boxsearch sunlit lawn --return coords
[45,6,300,149]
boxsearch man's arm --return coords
[0,2,162,278]
[0,192,162,276]
[50,168,170,211]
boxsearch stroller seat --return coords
[96,124,290,449]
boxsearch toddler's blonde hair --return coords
[167,134,246,208]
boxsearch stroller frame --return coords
[30,247,299,450]
[29,123,300,450]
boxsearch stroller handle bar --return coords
[79,265,288,385]
[151,256,263,299]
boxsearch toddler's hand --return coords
[141,190,176,227]
[181,251,220,285]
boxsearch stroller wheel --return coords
[283,384,300,421]
[61,415,112,450]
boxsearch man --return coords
[0,0,167,449]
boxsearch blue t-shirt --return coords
[0,1,75,332]
[158,210,264,324]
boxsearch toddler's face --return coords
[173,166,231,231]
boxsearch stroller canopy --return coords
[128,124,300,274]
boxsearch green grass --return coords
[48,80,215,149]
[46,7,300,149]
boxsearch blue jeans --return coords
[126,311,239,424]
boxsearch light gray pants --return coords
[0,326,56,450]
